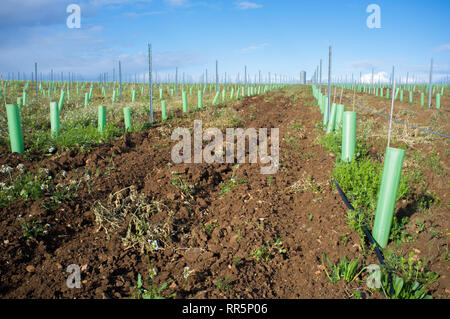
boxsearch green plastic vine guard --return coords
[22,90,27,106]
[6,104,24,154]
[58,90,65,111]
[161,100,167,121]
[372,147,406,248]
[335,104,345,132]
[213,91,220,105]
[326,103,337,134]
[50,102,60,138]
[341,111,356,162]
[322,97,329,127]
[98,105,107,134]
[198,90,203,109]
[319,95,324,114]
[182,91,188,113]
[123,107,132,132]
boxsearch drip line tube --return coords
[334,179,394,295]
[334,180,385,264]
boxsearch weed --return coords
[333,156,410,212]
[19,217,49,240]
[321,253,364,283]
[429,227,442,239]
[219,174,247,195]
[383,249,439,288]
[233,256,243,267]
[0,169,47,206]
[421,192,438,211]
[250,237,286,262]
[284,124,306,148]
[182,266,194,290]
[216,277,231,291]
[41,180,79,210]
[27,123,122,155]
[389,216,413,244]
[345,209,369,253]
[340,233,349,247]
[413,218,425,234]
[250,245,270,262]
[0,167,78,209]
[377,272,433,299]
[133,272,175,299]
[200,219,218,235]
[171,174,196,199]
[318,132,342,156]
[427,150,444,175]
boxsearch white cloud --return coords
[164,0,190,7]
[359,71,389,84]
[238,43,269,53]
[235,1,263,10]
[435,43,450,52]
[0,23,201,79]
[123,11,165,17]
[90,0,152,6]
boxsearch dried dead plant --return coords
[93,185,176,253]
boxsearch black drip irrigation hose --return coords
[334,179,395,296]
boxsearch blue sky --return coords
[0,0,449,83]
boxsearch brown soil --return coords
[0,86,448,299]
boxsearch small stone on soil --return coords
[26,265,35,273]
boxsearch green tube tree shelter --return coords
[341,111,356,162]
[123,107,132,132]
[372,147,406,248]
[6,104,24,153]
[98,105,107,134]
[50,102,60,138]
